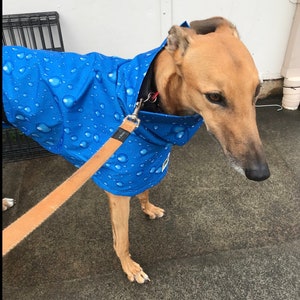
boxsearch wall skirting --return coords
[258,79,283,99]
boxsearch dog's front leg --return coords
[106,192,150,283]
[137,190,165,219]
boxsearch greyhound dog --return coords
[2,17,270,283]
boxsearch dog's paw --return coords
[2,198,15,211]
[129,269,150,284]
[121,256,150,284]
[142,203,165,219]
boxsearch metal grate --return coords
[2,11,65,163]
[2,11,64,51]
[2,127,54,163]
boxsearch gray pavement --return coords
[2,96,300,299]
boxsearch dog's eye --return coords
[205,93,226,106]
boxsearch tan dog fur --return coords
[106,17,269,283]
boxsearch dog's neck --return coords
[153,49,195,116]
[139,49,194,116]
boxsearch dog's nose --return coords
[245,163,270,181]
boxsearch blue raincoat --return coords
[2,35,203,196]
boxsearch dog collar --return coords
[137,55,165,114]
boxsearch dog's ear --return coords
[166,26,196,55]
[190,17,239,38]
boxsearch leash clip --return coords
[125,92,159,128]
[126,99,143,128]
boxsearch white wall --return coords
[3,0,297,79]
[281,3,300,78]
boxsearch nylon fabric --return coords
[2,27,203,196]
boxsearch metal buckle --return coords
[143,92,159,103]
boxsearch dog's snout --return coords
[245,163,270,181]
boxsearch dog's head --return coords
[158,17,270,181]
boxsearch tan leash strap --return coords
[3,118,138,256]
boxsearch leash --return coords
[2,101,144,256]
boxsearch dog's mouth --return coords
[227,155,246,177]
[207,131,245,177]
[207,130,270,181]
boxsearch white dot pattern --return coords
[3,42,203,196]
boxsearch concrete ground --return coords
[2,96,300,300]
